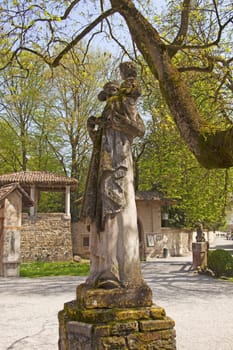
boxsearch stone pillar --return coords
[0,207,4,276]
[192,242,208,270]
[30,185,36,217]
[58,284,176,350]
[1,192,22,277]
[65,186,71,218]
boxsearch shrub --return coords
[208,249,233,278]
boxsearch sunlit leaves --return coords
[138,67,233,229]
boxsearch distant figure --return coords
[81,62,145,289]
[196,222,206,242]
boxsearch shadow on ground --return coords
[141,261,233,303]
[0,276,86,296]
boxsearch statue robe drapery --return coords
[81,78,145,288]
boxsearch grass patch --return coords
[219,277,233,282]
[20,261,90,278]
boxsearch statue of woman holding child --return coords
[81,62,145,290]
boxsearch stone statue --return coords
[196,222,206,242]
[59,62,176,350]
[81,62,145,289]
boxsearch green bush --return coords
[208,249,233,277]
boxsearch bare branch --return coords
[46,137,68,175]
[133,140,151,161]
[82,30,103,64]
[212,0,221,27]
[178,62,214,73]
[0,48,21,71]
[168,0,191,58]
[104,17,135,60]
[182,16,233,50]
[52,8,116,67]
[60,0,82,20]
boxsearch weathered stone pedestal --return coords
[1,261,20,277]
[192,242,208,270]
[58,283,176,349]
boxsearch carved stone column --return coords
[65,185,71,218]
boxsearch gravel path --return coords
[0,237,232,350]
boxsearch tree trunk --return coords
[110,0,233,168]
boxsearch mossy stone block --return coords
[76,283,153,309]
[95,335,127,349]
[150,305,166,319]
[127,329,176,349]
[111,321,139,335]
[139,317,175,331]
[114,308,151,322]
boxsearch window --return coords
[83,236,90,247]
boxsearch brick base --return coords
[58,284,176,350]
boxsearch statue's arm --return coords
[112,111,145,138]
[87,116,104,141]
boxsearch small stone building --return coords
[136,191,193,259]
[72,190,193,260]
[0,183,33,276]
[0,171,78,262]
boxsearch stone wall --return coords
[21,213,73,262]
[137,200,161,234]
[145,228,193,260]
[71,200,216,260]
[71,222,194,260]
[144,229,216,260]
[137,200,193,259]
[204,230,216,245]
[71,221,90,258]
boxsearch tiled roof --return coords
[135,190,164,200]
[135,190,177,204]
[0,171,78,191]
[0,183,33,207]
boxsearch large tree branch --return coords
[110,0,233,169]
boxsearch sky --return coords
[69,0,167,58]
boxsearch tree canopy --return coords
[138,89,232,229]
[0,47,114,217]
[0,0,232,168]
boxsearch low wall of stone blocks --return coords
[21,213,73,262]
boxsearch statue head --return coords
[98,81,120,101]
[119,61,137,80]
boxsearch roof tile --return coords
[0,171,78,190]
